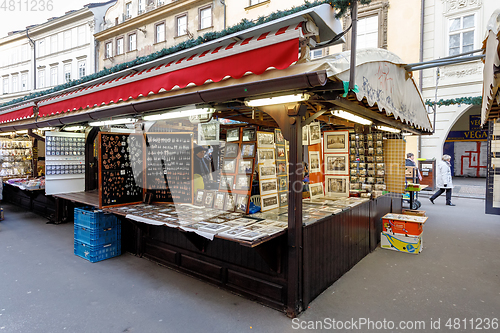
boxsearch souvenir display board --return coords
[0,139,33,177]
[322,130,350,198]
[99,133,143,208]
[145,133,193,204]
[257,130,279,212]
[275,129,288,208]
[45,132,85,195]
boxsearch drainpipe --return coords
[94,40,99,73]
[418,0,425,158]
[26,28,36,90]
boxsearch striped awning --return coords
[0,103,34,124]
[38,24,302,118]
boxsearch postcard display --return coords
[45,132,85,195]
[0,138,33,177]
[306,122,325,199]
[348,132,387,198]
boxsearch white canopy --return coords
[481,9,500,125]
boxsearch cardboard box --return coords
[381,232,422,254]
[402,209,426,216]
[382,213,427,237]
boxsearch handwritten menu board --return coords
[99,133,143,208]
[145,133,193,203]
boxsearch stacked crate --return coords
[380,212,427,254]
[74,207,121,262]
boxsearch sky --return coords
[0,0,96,38]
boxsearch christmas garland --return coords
[0,0,371,110]
[425,96,482,107]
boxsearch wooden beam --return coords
[27,129,45,142]
[317,115,352,127]
[225,114,276,127]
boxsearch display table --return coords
[3,181,54,218]
[51,191,99,224]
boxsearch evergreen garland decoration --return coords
[0,0,370,110]
[425,96,482,107]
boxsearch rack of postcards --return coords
[0,138,33,177]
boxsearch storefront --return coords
[0,4,432,316]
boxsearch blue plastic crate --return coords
[74,240,121,263]
[74,224,121,246]
[74,207,118,229]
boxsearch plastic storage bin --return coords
[74,207,118,229]
[74,240,121,263]
[74,224,121,246]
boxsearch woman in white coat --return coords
[429,155,455,206]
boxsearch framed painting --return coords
[324,130,349,153]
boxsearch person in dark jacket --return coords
[405,153,422,182]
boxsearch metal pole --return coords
[348,1,358,91]
[26,29,36,90]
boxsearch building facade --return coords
[94,0,225,70]
[0,2,114,106]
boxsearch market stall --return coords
[0,4,432,316]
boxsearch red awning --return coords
[38,24,302,118]
[0,105,34,124]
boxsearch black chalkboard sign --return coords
[145,133,193,203]
[99,133,143,208]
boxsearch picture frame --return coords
[275,129,285,145]
[242,127,256,142]
[257,131,275,148]
[197,120,220,146]
[225,143,239,158]
[261,193,279,212]
[241,143,256,158]
[222,159,237,174]
[308,122,321,145]
[194,189,205,206]
[324,154,348,175]
[260,179,278,196]
[324,130,349,153]
[302,124,309,146]
[278,191,288,207]
[214,192,226,210]
[224,193,236,212]
[235,194,250,214]
[309,182,324,200]
[259,164,277,179]
[257,148,275,164]
[219,175,234,191]
[235,175,251,191]
[277,176,288,192]
[238,159,254,175]
[204,190,215,208]
[276,161,287,176]
[325,176,349,197]
[226,128,240,142]
[309,151,321,174]
[275,146,286,160]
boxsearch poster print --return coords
[324,154,349,175]
[259,164,277,179]
[235,194,250,214]
[257,148,275,164]
[242,128,256,142]
[260,179,278,196]
[324,131,349,153]
[309,151,321,173]
[325,176,349,197]
[261,193,279,211]
[302,124,309,146]
[198,121,220,146]
[214,192,226,210]
[226,128,240,142]
[257,131,275,148]
[309,122,321,145]
[309,182,324,199]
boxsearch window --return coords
[138,0,144,14]
[63,30,71,50]
[116,37,124,55]
[356,15,379,49]
[448,14,475,56]
[78,61,86,79]
[78,26,86,46]
[38,69,45,89]
[38,39,45,57]
[125,2,131,18]
[199,6,212,30]
[157,0,164,5]
[50,66,57,86]
[105,41,112,58]
[155,22,165,43]
[12,75,18,93]
[176,15,187,37]
[21,73,28,91]
[21,44,29,61]
[51,35,58,54]
[128,33,137,51]
[3,78,8,94]
[250,0,266,5]
[64,63,71,83]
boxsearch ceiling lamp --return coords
[375,125,401,133]
[331,110,372,125]
[143,108,212,121]
[89,118,137,127]
[64,126,86,131]
[245,93,310,107]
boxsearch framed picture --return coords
[275,146,286,161]
[235,194,250,214]
[235,175,251,191]
[325,176,349,197]
[309,151,321,173]
[278,191,288,207]
[224,193,236,212]
[276,161,287,176]
[219,175,234,191]
[241,143,256,158]
[309,182,324,199]
[257,131,275,148]
[194,189,205,206]
[257,148,275,163]
[238,159,254,175]
[204,191,215,208]
[259,164,277,179]
[242,128,256,142]
[222,159,237,174]
[324,130,349,153]
[324,154,348,175]
[275,129,285,145]
[302,124,309,146]
[225,143,239,158]
[277,176,288,192]
[198,121,220,146]
[260,179,278,196]
[226,128,240,142]
[308,122,321,145]
[214,192,226,210]
[261,193,279,212]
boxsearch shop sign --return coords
[446,115,488,141]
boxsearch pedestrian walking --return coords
[429,154,455,206]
